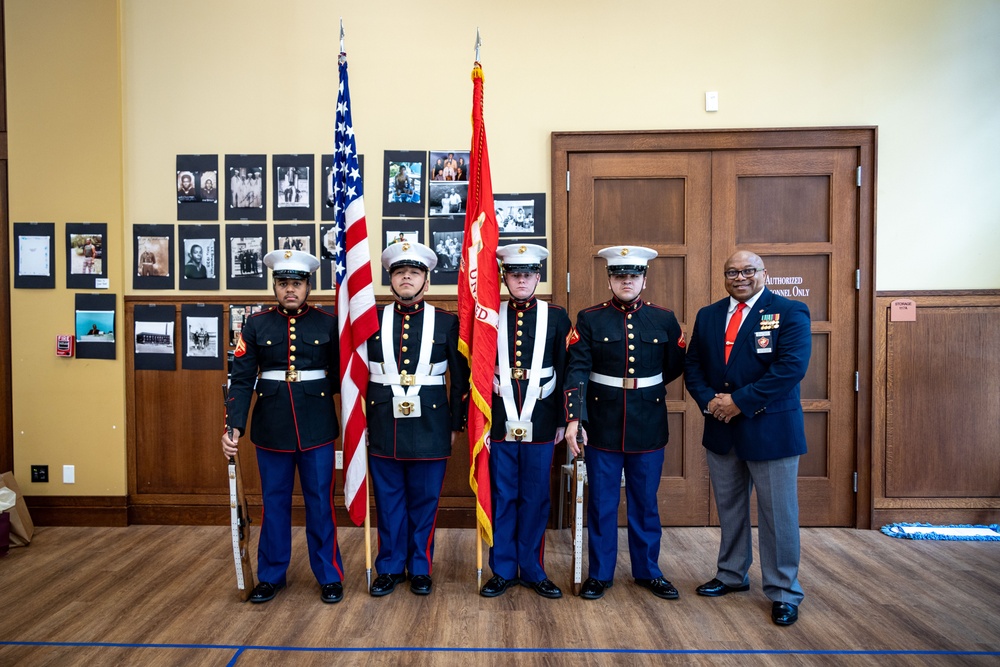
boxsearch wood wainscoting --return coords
[873,291,1000,526]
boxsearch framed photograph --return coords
[321,153,364,221]
[177,154,219,220]
[379,219,424,286]
[225,154,267,221]
[429,218,465,286]
[225,223,267,291]
[229,304,267,347]
[133,224,174,290]
[383,150,425,218]
[273,154,315,221]
[181,304,223,370]
[494,193,546,237]
[499,237,549,283]
[75,293,116,360]
[134,304,176,371]
[178,225,220,291]
[319,223,340,291]
[273,223,317,288]
[66,222,108,289]
[429,150,469,183]
[13,222,55,289]
[429,181,468,217]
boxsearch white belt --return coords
[259,369,327,382]
[589,372,663,390]
[370,372,446,387]
[494,365,554,381]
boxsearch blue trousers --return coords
[255,444,344,585]
[488,439,556,582]
[370,456,448,576]
[585,446,665,580]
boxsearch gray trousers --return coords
[706,447,804,606]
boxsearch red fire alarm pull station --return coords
[56,335,75,357]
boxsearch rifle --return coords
[570,381,586,596]
[223,384,256,601]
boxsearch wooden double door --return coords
[553,129,874,527]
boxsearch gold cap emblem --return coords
[518,245,527,254]
[620,248,630,256]
[284,250,293,259]
[402,242,410,251]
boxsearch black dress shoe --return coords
[696,578,750,597]
[370,573,406,597]
[579,577,613,600]
[523,578,563,599]
[410,574,433,595]
[480,574,519,597]
[634,576,679,600]
[772,601,799,626]
[249,581,284,604]
[320,582,343,603]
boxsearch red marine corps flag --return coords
[457,48,499,566]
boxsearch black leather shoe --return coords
[634,576,679,600]
[320,582,343,603]
[410,574,433,595]
[579,577,613,600]
[480,574,519,597]
[370,573,406,597]
[772,601,799,626]
[523,578,563,599]
[249,581,284,603]
[696,578,750,597]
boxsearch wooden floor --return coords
[0,525,998,666]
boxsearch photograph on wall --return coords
[319,223,341,291]
[132,224,174,290]
[273,223,317,288]
[321,153,364,221]
[382,150,425,218]
[134,304,176,371]
[429,181,468,217]
[379,219,424,286]
[177,154,220,221]
[13,222,55,289]
[229,304,266,347]
[65,222,108,289]
[225,223,267,291]
[429,150,469,183]
[178,225,220,291]
[75,293,117,360]
[273,154,315,221]
[500,237,549,283]
[494,192,546,237]
[181,304,223,370]
[429,218,465,286]
[224,154,267,221]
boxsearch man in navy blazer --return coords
[684,250,811,627]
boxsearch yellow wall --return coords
[6,0,1000,495]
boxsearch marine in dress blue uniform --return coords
[366,241,469,597]
[223,249,345,604]
[684,250,810,627]
[480,244,571,600]
[563,246,686,601]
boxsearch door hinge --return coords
[854,371,859,392]
[853,472,858,494]
[856,166,862,187]
[855,269,861,290]
[566,272,571,293]
[566,170,571,192]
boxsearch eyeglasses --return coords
[723,267,763,279]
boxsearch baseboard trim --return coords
[24,495,128,527]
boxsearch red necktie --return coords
[724,302,747,364]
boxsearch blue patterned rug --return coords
[880,523,1000,541]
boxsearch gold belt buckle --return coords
[511,426,528,441]
[398,401,415,416]
[622,378,637,389]
[399,372,416,386]
[285,370,299,382]
[511,368,525,380]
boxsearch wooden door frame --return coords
[551,127,877,529]
[0,1,14,476]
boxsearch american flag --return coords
[332,53,378,527]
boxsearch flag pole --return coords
[365,469,372,591]
[339,18,345,54]
[474,25,484,592]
